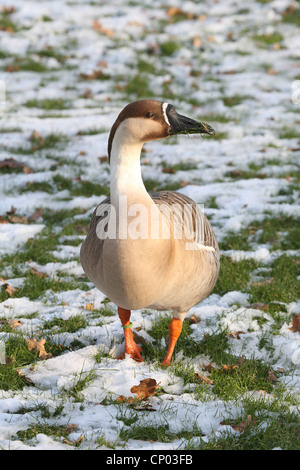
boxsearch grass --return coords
[282,7,300,27]
[199,412,300,450]
[249,255,300,304]
[1,0,300,452]
[24,99,71,110]
[223,95,253,107]
[252,33,284,45]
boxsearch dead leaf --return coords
[116,395,134,404]
[92,20,114,37]
[246,302,269,311]
[237,355,246,366]
[167,7,184,17]
[132,330,147,345]
[232,415,256,433]
[289,314,300,333]
[30,268,48,279]
[228,331,246,340]
[65,424,78,433]
[2,6,15,13]
[98,155,108,163]
[267,369,278,383]
[85,303,94,311]
[16,369,34,384]
[202,362,215,372]
[28,208,43,222]
[5,64,20,71]
[188,314,200,324]
[9,215,28,224]
[7,319,22,329]
[130,378,159,400]
[221,364,239,373]
[25,338,52,360]
[29,130,45,151]
[6,206,17,216]
[162,166,176,174]
[0,278,18,297]
[79,69,106,80]
[194,372,213,385]
[0,157,33,174]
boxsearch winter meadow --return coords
[0,0,300,450]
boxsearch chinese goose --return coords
[80,99,219,366]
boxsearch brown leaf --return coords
[80,69,105,80]
[201,362,215,372]
[221,415,256,433]
[237,355,246,367]
[194,372,213,385]
[30,268,48,279]
[130,378,159,400]
[162,166,176,174]
[232,415,256,433]
[246,303,269,311]
[167,7,184,16]
[289,314,300,333]
[0,157,33,174]
[6,206,17,216]
[267,369,277,383]
[9,215,28,224]
[228,331,246,340]
[221,364,239,373]
[25,338,52,360]
[85,303,94,311]
[65,424,78,434]
[92,20,114,37]
[116,395,134,404]
[7,319,22,329]
[132,330,147,345]
[0,278,18,297]
[28,208,43,222]
[188,314,200,324]
[16,369,34,384]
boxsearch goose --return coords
[80,99,219,366]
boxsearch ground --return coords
[0,0,300,450]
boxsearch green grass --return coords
[160,40,180,56]
[249,255,300,304]
[252,32,284,45]
[1,0,300,451]
[282,7,300,27]
[213,257,258,296]
[198,412,300,450]
[124,74,154,98]
[43,315,88,333]
[0,336,41,391]
[0,269,88,302]
[24,99,71,110]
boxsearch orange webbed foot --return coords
[118,342,143,362]
[117,306,144,362]
[161,318,183,368]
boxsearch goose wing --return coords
[151,191,219,253]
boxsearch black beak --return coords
[166,104,215,136]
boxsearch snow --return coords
[0,223,45,254]
[0,0,299,451]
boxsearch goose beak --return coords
[167,104,215,136]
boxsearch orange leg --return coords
[117,307,143,362]
[162,318,183,367]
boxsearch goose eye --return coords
[145,112,154,118]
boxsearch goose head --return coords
[108,99,215,162]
